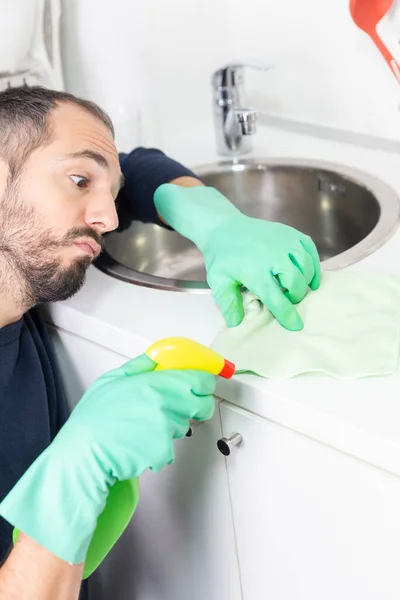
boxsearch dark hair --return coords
[0,85,115,181]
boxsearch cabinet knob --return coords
[217,433,243,456]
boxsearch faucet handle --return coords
[221,59,272,71]
[212,59,272,87]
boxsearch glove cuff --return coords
[0,436,109,565]
[154,184,241,250]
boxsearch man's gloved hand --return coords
[0,354,216,565]
[154,184,321,331]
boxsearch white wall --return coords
[60,0,235,151]
[60,0,156,150]
[60,0,400,152]
[237,0,400,144]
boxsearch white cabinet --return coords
[50,325,400,600]
[220,401,400,600]
[90,410,242,600]
[49,327,242,600]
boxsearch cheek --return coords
[20,175,84,229]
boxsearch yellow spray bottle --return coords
[13,338,235,576]
[82,337,235,578]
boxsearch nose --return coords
[85,192,119,234]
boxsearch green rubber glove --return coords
[0,354,216,565]
[154,184,321,330]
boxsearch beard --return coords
[0,181,103,307]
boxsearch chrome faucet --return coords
[211,61,272,157]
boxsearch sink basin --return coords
[95,157,400,292]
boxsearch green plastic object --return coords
[154,184,321,331]
[82,478,140,579]
[12,477,140,579]
[0,354,215,575]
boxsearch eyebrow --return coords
[61,150,125,191]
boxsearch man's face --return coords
[0,102,122,306]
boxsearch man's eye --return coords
[70,175,89,188]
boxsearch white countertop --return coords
[48,121,400,479]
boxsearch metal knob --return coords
[217,433,243,456]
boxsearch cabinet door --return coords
[220,402,400,600]
[49,325,126,409]
[93,410,242,600]
[50,328,242,600]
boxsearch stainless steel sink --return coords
[95,157,400,292]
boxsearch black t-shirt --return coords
[0,147,197,597]
[0,309,67,545]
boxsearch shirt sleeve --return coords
[116,147,200,231]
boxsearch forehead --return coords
[48,103,119,168]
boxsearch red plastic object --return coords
[219,359,236,379]
[349,0,400,82]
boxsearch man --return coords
[0,86,320,599]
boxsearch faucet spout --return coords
[223,108,257,153]
[234,108,257,135]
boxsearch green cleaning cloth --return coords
[211,271,400,379]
